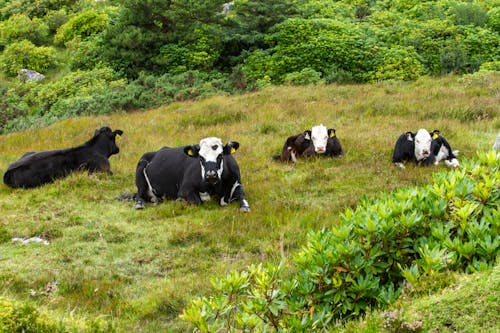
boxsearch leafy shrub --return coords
[373,46,427,81]
[182,152,500,331]
[0,40,57,76]
[479,61,500,71]
[54,9,109,45]
[487,7,500,33]
[43,9,69,34]
[450,3,488,27]
[283,67,322,85]
[0,13,49,46]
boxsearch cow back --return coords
[141,147,201,199]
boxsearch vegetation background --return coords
[0,0,499,332]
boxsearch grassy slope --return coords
[0,75,498,332]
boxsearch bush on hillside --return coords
[54,9,109,45]
[0,40,57,77]
[0,13,49,46]
[181,151,499,332]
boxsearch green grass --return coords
[0,74,499,332]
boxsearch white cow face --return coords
[414,129,432,161]
[307,124,329,154]
[184,137,239,185]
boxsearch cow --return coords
[133,137,250,212]
[392,128,459,168]
[429,130,459,167]
[278,124,342,162]
[3,126,123,188]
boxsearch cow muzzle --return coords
[315,146,326,153]
[205,170,219,184]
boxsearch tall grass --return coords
[0,74,498,331]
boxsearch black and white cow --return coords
[392,128,459,168]
[279,124,342,162]
[3,127,123,188]
[134,137,250,212]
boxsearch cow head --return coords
[184,137,239,185]
[304,124,335,154]
[92,127,123,157]
[414,128,432,161]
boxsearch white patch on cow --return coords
[199,192,211,201]
[143,167,158,202]
[229,181,240,200]
[199,137,224,162]
[435,145,450,165]
[311,124,329,154]
[220,197,228,206]
[240,200,250,212]
[414,129,432,161]
[445,158,459,168]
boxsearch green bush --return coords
[0,13,49,46]
[283,67,322,85]
[0,40,57,76]
[449,3,488,27]
[487,7,500,33]
[372,46,427,81]
[54,9,109,45]
[181,151,500,331]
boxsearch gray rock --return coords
[18,69,45,82]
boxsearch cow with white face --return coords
[393,129,459,168]
[133,137,250,212]
[278,124,343,162]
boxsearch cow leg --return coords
[220,181,250,212]
[134,158,151,209]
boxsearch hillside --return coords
[0,75,498,331]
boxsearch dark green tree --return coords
[98,0,226,78]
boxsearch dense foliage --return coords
[181,151,500,332]
[0,0,499,132]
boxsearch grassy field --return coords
[0,74,498,331]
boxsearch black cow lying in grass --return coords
[278,124,343,162]
[392,128,458,168]
[3,126,123,188]
[134,137,250,212]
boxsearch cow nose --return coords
[205,170,218,183]
[316,147,325,153]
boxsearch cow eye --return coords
[212,145,218,151]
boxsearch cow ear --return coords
[224,141,240,154]
[405,132,415,141]
[431,130,440,140]
[304,130,312,140]
[328,128,336,137]
[113,130,123,140]
[184,145,200,157]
